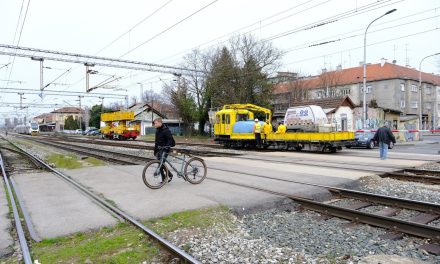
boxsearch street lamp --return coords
[362,9,396,129]
[419,52,440,134]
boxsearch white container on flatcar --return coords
[283,105,328,132]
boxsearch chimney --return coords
[380,58,387,67]
[336,64,342,71]
[321,68,327,73]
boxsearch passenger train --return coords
[214,104,354,152]
[14,122,40,135]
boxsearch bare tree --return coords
[318,69,341,97]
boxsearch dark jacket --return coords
[373,126,396,145]
[154,124,174,155]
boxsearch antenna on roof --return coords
[405,43,410,67]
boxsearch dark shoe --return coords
[168,174,173,183]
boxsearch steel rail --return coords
[44,135,237,157]
[404,168,440,176]
[208,177,440,240]
[28,138,141,165]
[8,139,200,263]
[209,167,440,214]
[0,152,33,264]
[25,135,440,214]
[381,172,440,185]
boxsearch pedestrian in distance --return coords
[372,122,396,160]
[153,118,176,182]
[262,119,272,144]
[253,118,262,148]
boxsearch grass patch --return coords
[46,154,81,169]
[84,156,104,166]
[29,207,232,263]
[145,206,232,234]
[31,223,160,264]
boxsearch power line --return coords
[283,7,440,53]
[94,0,175,55]
[284,27,440,67]
[4,0,31,89]
[264,0,402,42]
[119,0,219,58]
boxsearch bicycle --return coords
[142,147,207,189]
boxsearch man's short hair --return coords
[153,118,162,123]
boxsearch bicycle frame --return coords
[156,151,188,178]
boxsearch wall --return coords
[329,106,354,131]
[353,107,384,130]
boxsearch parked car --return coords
[75,129,83,134]
[87,129,101,136]
[83,127,97,135]
[346,132,394,149]
[84,128,99,135]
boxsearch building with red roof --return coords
[273,62,440,129]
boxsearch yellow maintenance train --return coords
[214,104,354,152]
[100,111,140,140]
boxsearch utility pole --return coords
[78,95,84,130]
[31,57,44,90]
[137,83,143,103]
[418,52,440,138]
[85,63,97,92]
[18,93,24,109]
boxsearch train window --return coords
[215,115,220,124]
[225,114,230,124]
[236,114,247,121]
[221,114,225,124]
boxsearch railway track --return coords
[1,136,201,263]
[10,135,440,255]
[33,134,237,157]
[22,134,440,185]
[204,175,440,255]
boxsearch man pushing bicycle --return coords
[153,117,175,183]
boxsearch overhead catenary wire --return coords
[131,0,404,86]
[3,0,31,89]
[94,0,175,56]
[118,0,219,59]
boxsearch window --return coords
[360,85,372,94]
[215,115,220,124]
[225,114,230,124]
[400,100,405,108]
[400,83,405,91]
[329,89,336,97]
[411,84,418,92]
[426,86,432,95]
[221,114,225,124]
[411,101,418,108]
[426,103,432,110]
[342,88,350,96]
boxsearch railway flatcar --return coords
[214,104,354,152]
[14,122,40,135]
[100,111,140,140]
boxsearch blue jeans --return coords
[379,142,388,160]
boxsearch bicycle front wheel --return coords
[142,160,168,189]
[184,157,207,184]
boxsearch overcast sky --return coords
[0,0,439,122]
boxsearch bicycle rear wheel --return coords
[184,157,207,184]
[142,160,168,189]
